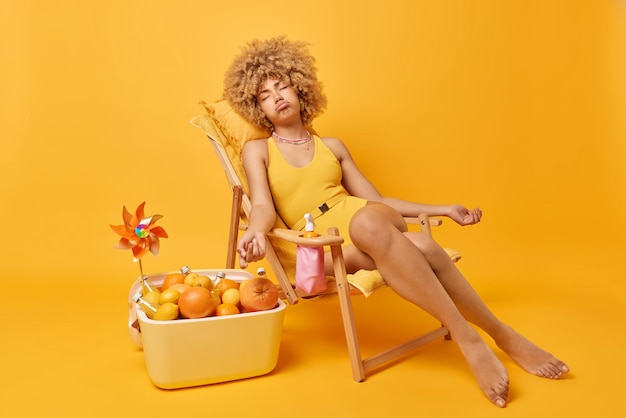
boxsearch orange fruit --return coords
[216,278,239,295]
[161,273,185,291]
[239,277,279,312]
[178,287,215,319]
[215,303,240,316]
[168,283,191,295]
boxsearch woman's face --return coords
[256,78,301,127]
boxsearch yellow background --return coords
[1,0,625,416]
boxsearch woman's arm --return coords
[236,139,277,267]
[322,137,482,226]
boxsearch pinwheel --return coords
[111,202,168,293]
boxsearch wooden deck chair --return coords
[190,100,459,382]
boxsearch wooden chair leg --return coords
[226,185,243,269]
[328,227,365,382]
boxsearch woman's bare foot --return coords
[458,338,510,407]
[495,325,569,379]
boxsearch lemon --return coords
[221,288,240,306]
[193,275,212,289]
[184,272,200,286]
[159,288,181,305]
[153,302,179,320]
[143,290,161,307]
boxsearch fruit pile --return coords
[136,268,279,321]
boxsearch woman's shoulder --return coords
[319,135,342,143]
[242,137,269,148]
[320,136,350,158]
[241,137,269,153]
[319,136,348,149]
[241,138,269,161]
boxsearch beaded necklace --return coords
[272,130,312,145]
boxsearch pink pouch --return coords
[295,245,327,294]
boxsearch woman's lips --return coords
[275,102,290,111]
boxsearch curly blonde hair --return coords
[223,36,327,129]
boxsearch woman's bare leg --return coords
[347,203,509,407]
[403,230,569,379]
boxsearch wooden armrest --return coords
[404,216,442,226]
[268,228,344,246]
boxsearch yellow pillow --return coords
[191,100,268,199]
[199,100,270,151]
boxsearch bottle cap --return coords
[216,271,226,279]
[304,213,315,232]
[180,265,191,275]
[257,267,266,275]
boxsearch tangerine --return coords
[178,287,215,319]
[215,303,240,316]
[161,273,185,291]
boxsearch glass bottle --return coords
[214,271,225,288]
[140,275,155,296]
[210,271,226,306]
[135,294,158,319]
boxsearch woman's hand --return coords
[236,231,267,268]
[447,204,482,226]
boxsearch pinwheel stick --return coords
[138,259,154,294]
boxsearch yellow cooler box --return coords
[128,269,286,389]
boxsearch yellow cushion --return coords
[198,100,269,151]
[190,100,265,198]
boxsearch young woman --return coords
[223,36,569,407]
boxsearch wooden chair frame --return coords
[194,114,451,382]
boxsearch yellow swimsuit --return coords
[266,135,457,296]
[267,135,367,244]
